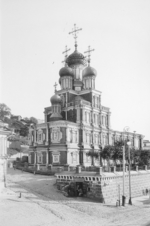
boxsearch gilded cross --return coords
[54,82,58,92]
[69,24,82,50]
[84,46,95,66]
[62,46,70,65]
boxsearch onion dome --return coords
[66,51,86,67]
[50,94,61,105]
[59,66,73,77]
[82,66,97,78]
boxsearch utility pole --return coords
[122,145,126,206]
[127,141,132,205]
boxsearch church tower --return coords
[28,24,144,169]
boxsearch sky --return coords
[1,0,150,139]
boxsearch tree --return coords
[86,151,99,166]
[139,151,150,166]
[100,145,114,168]
[0,103,11,122]
[29,117,38,125]
[112,141,124,166]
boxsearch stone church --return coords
[28,25,144,168]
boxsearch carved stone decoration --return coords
[51,127,62,143]
[37,129,43,144]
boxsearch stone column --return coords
[82,108,85,122]
[66,127,70,143]
[113,166,116,173]
[108,133,111,145]
[98,167,103,175]
[145,165,147,171]
[83,129,86,144]
[99,95,101,108]
[66,151,70,165]
[34,151,37,165]
[108,112,111,129]
[46,126,49,145]
[46,149,49,165]
[34,129,36,145]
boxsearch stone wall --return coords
[101,171,150,203]
[56,169,150,204]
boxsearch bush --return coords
[15,166,55,176]
[21,156,28,163]
[16,157,21,162]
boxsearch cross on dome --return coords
[69,24,82,51]
[62,46,70,65]
[84,46,95,66]
[54,82,58,93]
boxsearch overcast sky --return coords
[1,0,150,139]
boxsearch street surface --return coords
[0,168,150,226]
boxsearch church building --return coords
[28,25,144,168]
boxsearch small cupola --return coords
[82,46,96,90]
[50,83,62,121]
[59,46,74,90]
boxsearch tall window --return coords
[106,115,108,126]
[89,113,91,123]
[93,96,95,107]
[94,114,96,124]
[102,116,104,125]
[70,130,72,143]
[97,115,99,125]
[75,131,78,143]
[85,111,87,122]
[97,97,99,108]
[86,134,88,143]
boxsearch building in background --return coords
[28,25,144,168]
[143,140,150,150]
[0,120,12,192]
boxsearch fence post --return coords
[113,166,116,173]
[98,167,103,175]
[145,165,147,171]
[136,166,138,172]
[67,165,70,171]
[76,165,81,173]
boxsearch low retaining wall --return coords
[56,169,150,203]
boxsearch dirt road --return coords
[0,168,150,226]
